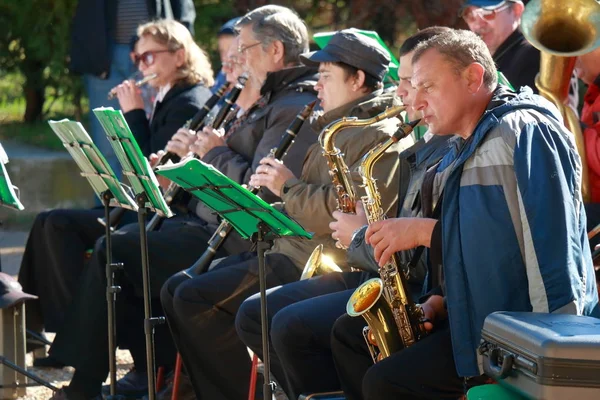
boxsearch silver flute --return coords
[107,73,158,100]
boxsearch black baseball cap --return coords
[0,272,37,309]
[300,29,391,81]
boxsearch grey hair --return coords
[412,29,498,90]
[236,5,309,66]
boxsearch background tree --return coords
[0,0,80,122]
[0,0,465,124]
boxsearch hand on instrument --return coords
[248,157,295,197]
[148,152,172,190]
[329,201,368,248]
[420,295,447,331]
[190,126,226,158]
[365,217,437,267]
[166,128,197,158]
[114,79,145,113]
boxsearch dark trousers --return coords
[235,271,371,399]
[49,216,233,387]
[332,315,465,400]
[160,252,301,400]
[18,209,105,332]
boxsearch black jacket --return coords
[494,29,578,112]
[196,65,318,224]
[69,0,195,78]
[494,29,540,94]
[124,83,211,156]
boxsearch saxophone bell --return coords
[347,278,402,362]
[300,244,343,281]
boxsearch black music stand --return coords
[48,119,139,399]
[156,157,311,400]
[94,108,172,400]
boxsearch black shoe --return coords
[33,355,66,368]
[47,388,103,400]
[142,372,195,400]
[101,368,148,398]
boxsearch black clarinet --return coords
[98,82,229,230]
[182,99,317,278]
[145,74,248,231]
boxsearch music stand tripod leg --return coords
[255,221,274,400]
[102,191,124,400]
[136,193,165,400]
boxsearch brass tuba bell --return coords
[521,0,600,203]
[300,244,343,281]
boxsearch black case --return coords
[479,311,600,399]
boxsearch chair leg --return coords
[171,354,183,400]
[248,354,259,400]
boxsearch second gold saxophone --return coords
[346,119,427,363]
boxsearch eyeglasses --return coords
[223,56,243,69]
[238,42,262,54]
[133,50,173,67]
[460,2,511,24]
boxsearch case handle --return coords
[488,347,514,379]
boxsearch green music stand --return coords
[0,144,24,213]
[156,158,311,399]
[48,118,140,399]
[93,107,172,400]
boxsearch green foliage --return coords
[0,0,82,121]
[192,0,239,67]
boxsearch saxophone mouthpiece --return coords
[392,118,422,141]
[409,118,422,128]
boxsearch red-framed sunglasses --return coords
[133,50,173,67]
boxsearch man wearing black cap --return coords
[159,28,411,400]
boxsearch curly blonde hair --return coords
[137,19,214,88]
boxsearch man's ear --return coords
[511,0,525,19]
[463,63,486,94]
[271,40,285,65]
[353,70,366,91]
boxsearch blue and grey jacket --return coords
[432,86,600,377]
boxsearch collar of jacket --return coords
[401,134,457,169]
[159,81,200,105]
[260,65,318,96]
[312,90,402,132]
[492,28,527,62]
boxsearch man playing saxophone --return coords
[355,29,598,400]
[160,27,408,400]
[235,27,454,400]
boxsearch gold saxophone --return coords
[346,119,428,363]
[301,106,405,281]
[319,105,406,215]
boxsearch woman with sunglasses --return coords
[111,19,214,156]
[17,19,214,373]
